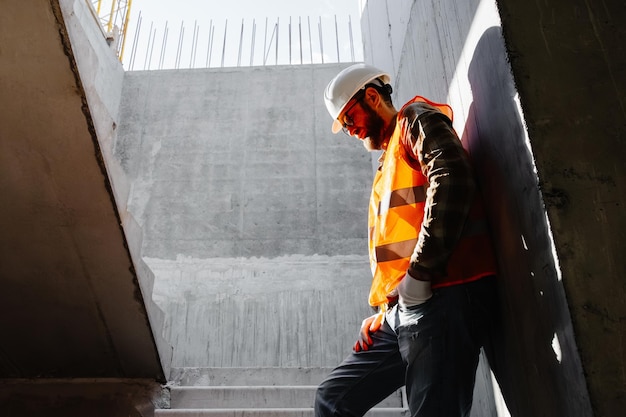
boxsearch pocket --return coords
[396,298,431,329]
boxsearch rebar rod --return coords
[263,21,277,65]
[349,15,355,62]
[209,24,215,67]
[263,17,268,66]
[206,20,213,67]
[221,19,228,67]
[275,18,279,65]
[128,11,142,70]
[318,17,324,64]
[237,19,244,67]
[250,19,256,67]
[190,20,198,68]
[142,21,153,70]
[148,27,157,70]
[178,22,186,68]
[334,15,340,62]
[158,21,168,69]
[308,16,312,64]
[298,17,303,65]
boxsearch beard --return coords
[359,102,387,151]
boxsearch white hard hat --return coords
[324,63,391,134]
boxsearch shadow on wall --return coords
[462,27,591,416]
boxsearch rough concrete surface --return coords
[116,64,376,368]
[1,1,166,416]
[496,1,626,416]
[0,0,162,379]
[58,0,174,376]
[146,255,371,367]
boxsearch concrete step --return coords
[155,408,409,417]
[169,385,403,409]
[168,367,334,387]
[160,368,408,416]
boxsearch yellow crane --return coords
[91,0,133,62]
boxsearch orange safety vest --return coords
[367,96,497,307]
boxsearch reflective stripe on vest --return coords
[374,217,488,263]
[367,96,497,307]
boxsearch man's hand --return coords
[354,312,384,352]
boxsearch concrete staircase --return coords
[155,367,408,417]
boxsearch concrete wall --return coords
[0,0,167,415]
[58,0,172,377]
[115,64,375,368]
[362,0,615,415]
[497,1,626,416]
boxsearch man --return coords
[315,63,498,417]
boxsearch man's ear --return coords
[364,86,381,107]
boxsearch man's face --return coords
[340,93,387,151]
[358,101,386,151]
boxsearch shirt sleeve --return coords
[399,103,476,279]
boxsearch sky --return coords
[99,0,365,70]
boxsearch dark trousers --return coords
[314,276,497,417]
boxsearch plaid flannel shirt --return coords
[390,102,477,278]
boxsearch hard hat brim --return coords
[332,119,342,134]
